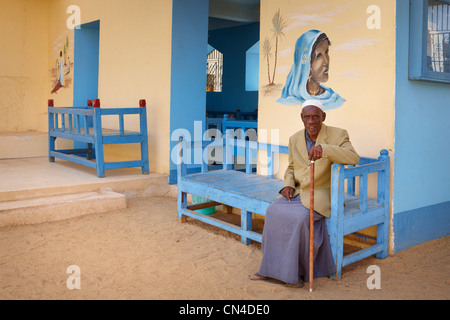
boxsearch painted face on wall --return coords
[310,39,330,83]
[277,30,345,110]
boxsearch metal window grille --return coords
[207,49,223,92]
[427,0,450,73]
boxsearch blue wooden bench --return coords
[206,114,258,140]
[177,136,390,279]
[222,114,257,133]
[48,99,149,178]
[206,109,258,121]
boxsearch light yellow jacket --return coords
[283,124,360,218]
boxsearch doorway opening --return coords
[73,20,100,148]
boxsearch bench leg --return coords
[329,249,343,279]
[93,111,104,178]
[241,210,252,245]
[94,142,105,178]
[178,192,188,223]
[139,107,149,175]
[329,247,343,279]
[376,222,389,259]
[140,138,149,175]
[49,136,55,162]
[328,224,344,280]
[87,143,93,160]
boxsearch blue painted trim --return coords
[73,21,100,149]
[394,200,450,253]
[73,20,99,108]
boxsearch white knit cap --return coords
[302,99,325,112]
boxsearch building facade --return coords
[0,0,448,253]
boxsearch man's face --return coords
[301,106,326,139]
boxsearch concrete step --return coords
[0,157,175,202]
[0,188,126,227]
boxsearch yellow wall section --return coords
[0,0,50,133]
[46,0,173,173]
[0,0,172,173]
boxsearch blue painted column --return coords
[170,0,209,183]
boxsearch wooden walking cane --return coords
[309,159,315,292]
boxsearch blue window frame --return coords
[409,0,450,83]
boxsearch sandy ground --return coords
[0,196,448,300]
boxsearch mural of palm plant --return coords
[262,9,287,86]
[262,38,272,85]
[270,9,287,85]
[260,9,288,94]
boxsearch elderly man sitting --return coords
[250,100,360,288]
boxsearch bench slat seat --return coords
[181,170,283,208]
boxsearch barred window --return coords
[206,49,223,92]
[427,0,450,74]
[409,0,450,83]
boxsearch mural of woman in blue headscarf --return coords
[277,30,345,110]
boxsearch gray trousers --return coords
[258,195,336,284]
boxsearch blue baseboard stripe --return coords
[394,200,450,253]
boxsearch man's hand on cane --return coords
[309,145,323,161]
[281,146,322,202]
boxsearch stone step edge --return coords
[0,188,126,227]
